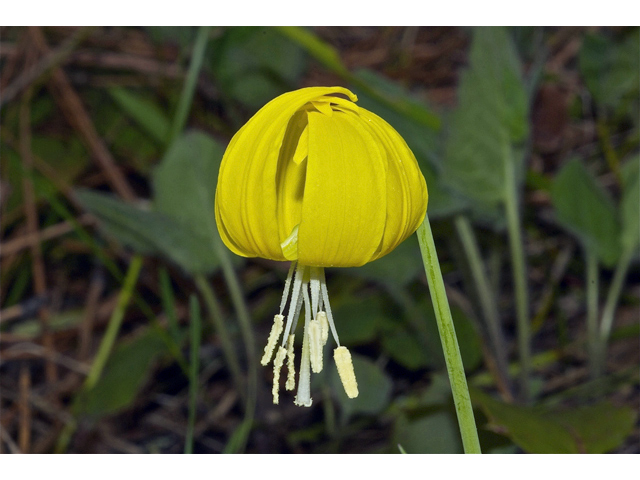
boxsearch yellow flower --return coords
[215,86,427,406]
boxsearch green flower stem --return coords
[454,214,511,395]
[417,214,481,454]
[596,245,635,377]
[504,155,531,402]
[194,274,246,405]
[585,250,599,378]
[168,25,210,145]
[84,254,143,390]
[184,295,202,454]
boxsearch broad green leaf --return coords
[108,87,171,145]
[551,158,620,267]
[76,329,167,417]
[451,306,483,372]
[620,156,640,252]
[349,235,423,286]
[471,387,637,453]
[75,188,220,273]
[153,131,226,254]
[382,328,433,370]
[442,27,529,209]
[329,353,393,420]
[330,296,385,345]
[579,29,640,112]
[213,27,306,109]
[420,161,469,220]
[394,411,463,454]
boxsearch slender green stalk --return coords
[416,214,481,454]
[454,214,511,394]
[168,25,211,145]
[503,154,531,402]
[84,255,143,390]
[184,295,202,454]
[596,246,635,376]
[585,250,599,378]
[194,274,245,404]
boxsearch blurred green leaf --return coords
[213,27,306,109]
[329,353,393,420]
[153,130,225,248]
[349,235,423,286]
[75,188,220,273]
[382,327,431,370]
[579,29,640,112]
[331,296,385,345]
[108,87,171,145]
[620,155,640,252]
[551,158,620,267]
[442,27,529,211]
[76,329,167,417]
[420,162,469,220]
[394,411,463,453]
[471,387,637,453]
[451,306,483,372]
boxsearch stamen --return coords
[285,334,296,390]
[294,322,312,407]
[279,262,297,314]
[310,267,321,318]
[260,314,283,366]
[309,319,323,373]
[282,264,305,346]
[334,346,358,398]
[317,311,329,345]
[319,269,340,346]
[272,346,287,404]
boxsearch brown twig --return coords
[18,363,32,453]
[0,214,94,258]
[0,27,95,110]
[20,77,57,383]
[78,268,105,361]
[28,26,136,202]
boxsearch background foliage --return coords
[0,26,638,453]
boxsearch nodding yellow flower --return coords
[215,86,427,406]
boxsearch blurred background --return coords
[0,26,638,454]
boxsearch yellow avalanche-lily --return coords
[215,86,427,407]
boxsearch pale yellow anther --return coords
[309,319,323,373]
[261,314,284,366]
[334,346,358,399]
[317,311,329,345]
[272,346,287,404]
[285,334,296,391]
